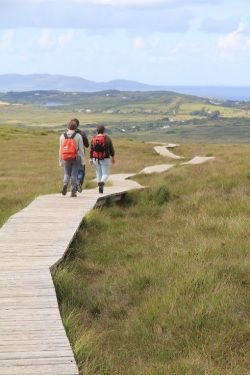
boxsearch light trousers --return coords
[93,158,110,183]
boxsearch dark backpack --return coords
[61,132,78,161]
[92,135,107,160]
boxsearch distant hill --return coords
[0,74,249,100]
[0,89,200,107]
[0,74,155,93]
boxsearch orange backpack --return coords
[61,132,78,161]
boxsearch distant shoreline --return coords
[0,74,249,101]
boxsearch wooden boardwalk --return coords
[0,142,215,374]
[0,174,142,375]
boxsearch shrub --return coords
[153,185,171,206]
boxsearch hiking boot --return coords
[61,185,67,195]
[98,181,104,194]
[71,190,77,197]
[77,184,82,193]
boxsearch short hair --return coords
[97,125,105,134]
[68,119,78,130]
[72,118,79,127]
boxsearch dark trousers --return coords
[63,158,80,192]
[77,165,85,186]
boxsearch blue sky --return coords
[0,0,250,85]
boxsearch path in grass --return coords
[153,142,215,164]
[0,145,214,375]
[0,174,144,375]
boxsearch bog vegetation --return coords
[1,125,249,374]
[52,142,250,374]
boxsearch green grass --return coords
[2,100,250,143]
[0,126,60,225]
[179,102,250,117]
[0,126,164,225]
[1,125,250,374]
[52,143,250,374]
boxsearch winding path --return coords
[152,142,215,165]
[0,144,215,375]
[0,176,142,375]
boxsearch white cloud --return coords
[133,35,161,51]
[38,29,52,48]
[37,29,74,49]
[58,30,74,47]
[0,0,196,32]
[2,0,222,5]
[0,30,15,49]
[72,0,220,7]
[83,0,167,5]
[133,36,145,50]
[132,34,182,65]
[218,22,250,59]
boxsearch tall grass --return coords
[1,126,250,373]
[0,126,164,226]
[53,143,250,374]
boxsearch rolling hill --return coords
[1,74,250,100]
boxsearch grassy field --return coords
[51,142,250,374]
[1,90,250,143]
[0,126,164,225]
[1,126,250,374]
[179,102,250,118]
[1,94,250,144]
[0,104,164,128]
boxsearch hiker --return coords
[72,118,89,192]
[90,125,115,193]
[59,119,84,197]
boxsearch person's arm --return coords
[77,134,84,165]
[106,136,115,163]
[90,139,94,159]
[59,135,63,166]
[81,131,89,148]
[89,139,94,164]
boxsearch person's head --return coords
[71,118,79,127]
[68,119,78,131]
[97,125,105,134]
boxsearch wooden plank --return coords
[0,173,144,374]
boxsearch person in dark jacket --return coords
[59,120,84,197]
[72,118,89,192]
[90,125,115,193]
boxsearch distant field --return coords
[0,103,163,128]
[179,102,250,118]
[1,89,250,143]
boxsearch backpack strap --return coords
[64,131,77,139]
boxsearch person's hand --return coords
[111,156,115,164]
[89,158,94,166]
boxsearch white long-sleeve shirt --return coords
[59,129,84,166]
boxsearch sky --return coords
[0,0,250,85]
